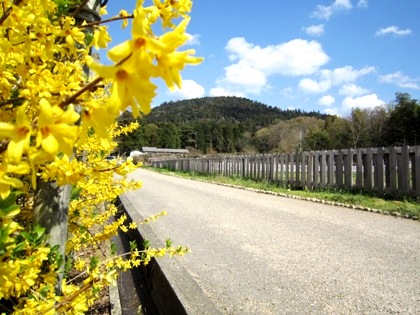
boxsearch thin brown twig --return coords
[0,97,25,107]
[78,14,134,28]
[0,0,24,26]
[59,76,103,108]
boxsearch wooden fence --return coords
[150,146,420,197]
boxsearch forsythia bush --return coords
[0,0,201,313]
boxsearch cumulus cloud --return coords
[311,0,352,20]
[339,83,370,96]
[342,94,385,111]
[376,26,412,36]
[212,37,329,96]
[299,66,375,93]
[379,72,420,89]
[299,78,331,93]
[166,80,205,100]
[318,95,335,106]
[303,24,325,37]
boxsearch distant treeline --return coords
[116,93,420,155]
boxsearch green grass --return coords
[146,167,420,220]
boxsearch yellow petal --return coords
[107,40,133,63]
[0,123,15,137]
[42,133,59,155]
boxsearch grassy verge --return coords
[146,167,420,220]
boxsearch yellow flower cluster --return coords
[0,0,200,313]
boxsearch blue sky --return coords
[100,0,420,116]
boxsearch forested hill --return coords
[144,96,326,128]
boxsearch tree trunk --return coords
[33,180,71,295]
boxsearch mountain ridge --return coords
[145,96,327,129]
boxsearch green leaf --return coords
[39,285,50,298]
[0,192,21,219]
[90,256,99,270]
[110,242,117,255]
[142,239,150,250]
[165,238,172,248]
[84,32,94,46]
[130,240,138,251]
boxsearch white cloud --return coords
[226,37,329,76]
[339,83,370,96]
[212,37,329,96]
[209,87,244,98]
[299,78,331,93]
[322,66,375,84]
[342,94,385,111]
[379,72,420,89]
[303,24,325,37]
[324,107,340,116]
[318,95,335,106]
[376,26,412,36]
[166,80,205,100]
[357,0,368,8]
[311,0,352,20]
[299,66,375,93]
[185,33,201,46]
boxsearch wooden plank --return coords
[279,153,284,184]
[375,147,384,193]
[320,151,327,187]
[328,150,334,186]
[398,146,410,193]
[365,147,373,190]
[295,152,300,188]
[344,148,353,188]
[356,148,363,188]
[270,154,275,181]
[415,146,420,196]
[289,152,295,186]
[389,147,397,192]
[307,151,313,189]
[314,151,319,188]
[274,153,279,182]
[336,150,343,188]
[301,152,307,189]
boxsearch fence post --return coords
[356,148,363,189]
[365,147,373,191]
[389,147,397,193]
[398,146,410,193]
[344,148,353,188]
[301,151,307,189]
[313,151,319,189]
[336,150,343,188]
[320,151,327,188]
[374,147,384,193]
[307,151,313,189]
[414,146,420,196]
[327,150,334,187]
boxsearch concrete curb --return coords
[116,195,222,315]
[109,281,122,315]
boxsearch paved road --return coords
[122,168,420,314]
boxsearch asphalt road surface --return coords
[122,168,420,314]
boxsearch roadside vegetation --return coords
[148,167,420,220]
